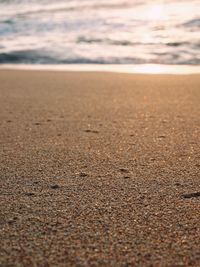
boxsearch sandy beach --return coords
[1,70,200,267]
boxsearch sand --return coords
[0,70,200,267]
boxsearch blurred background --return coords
[0,0,199,65]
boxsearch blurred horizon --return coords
[0,0,199,65]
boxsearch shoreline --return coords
[0,63,200,74]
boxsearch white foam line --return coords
[0,64,200,74]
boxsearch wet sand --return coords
[0,70,200,267]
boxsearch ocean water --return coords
[0,0,199,65]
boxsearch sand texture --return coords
[0,70,200,267]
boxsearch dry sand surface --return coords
[0,70,200,267]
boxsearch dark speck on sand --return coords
[50,184,60,189]
[119,168,129,173]
[182,192,200,199]
[24,192,35,196]
[79,172,88,177]
[158,135,166,138]
[84,129,99,133]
